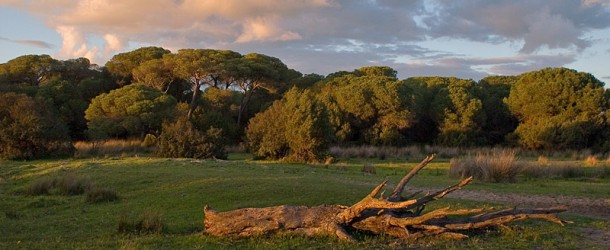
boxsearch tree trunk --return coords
[203,155,570,241]
[187,81,202,120]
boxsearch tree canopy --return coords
[506,67,608,150]
[2,47,610,159]
[85,84,177,139]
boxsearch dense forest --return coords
[1,46,609,161]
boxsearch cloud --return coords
[3,0,608,79]
[0,36,53,49]
[55,25,99,61]
[423,0,610,52]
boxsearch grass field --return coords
[1,155,609,249]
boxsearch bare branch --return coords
[388,154,436,201]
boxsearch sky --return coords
[1,0,609,81]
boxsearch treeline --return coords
[1,47,609,161]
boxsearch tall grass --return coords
[449,150,521,183]
[329,145,608,161]
[118,210,164,235]
[74,139,153,158]
[449,150,610,182]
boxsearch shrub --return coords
[86,188,119,203]
[245,101,288,159]
[246,88,332,162]
[0,92,74,160]
[156,119,227,159]
[449,150,520,183]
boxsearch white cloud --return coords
[55,25,99,61]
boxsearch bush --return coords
[245,101,288,159]
[246,88,332,162]
[0,92,74,160]
[156,119,227,159]
[86,188,119,203]
[449,150,521,183]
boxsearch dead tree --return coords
[204,155,570,241]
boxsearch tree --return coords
[355,66,397,79]
[317,68,415,146]
[283,88,332,162]
[506,68,607,150]
[105,46,170,86]
[0,54,59,86]
[167,49,242,119]
[0,92,74,159]
[85,84,177,139]
[474,76,519,145]
[402,77,485,146]
[132,58,175,93]
[233,53,298,127]
[37,80,89,139]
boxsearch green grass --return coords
[1,156,608,249]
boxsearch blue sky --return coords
[1,0,609,81]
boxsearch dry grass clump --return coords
[362,163,377,174]
[118,211,164,235]
[537,155,550,166]
[449,150,521,183]
[329,145,425,159]
[74,139,152,158]
[520,162,585,179]
[26,173,92,196]
[584,155,598,166]
[85,188,119,203]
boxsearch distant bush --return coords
[0,92,74,160]
[156,119,227,159]
[449,150,521,183]
[86,188,119,203]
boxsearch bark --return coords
[203,155,570,241]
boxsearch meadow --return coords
[1,151,609,249]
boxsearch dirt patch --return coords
[409,187,610,220]
[579,227,610,247]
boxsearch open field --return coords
[1,155,609,249]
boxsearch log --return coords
[203,155,570,241]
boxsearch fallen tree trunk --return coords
[204,155,570,241]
